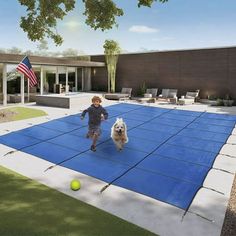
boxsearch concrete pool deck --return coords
[35,92,97,109]
[0,93,236,236]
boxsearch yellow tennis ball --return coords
[70,179,81,191]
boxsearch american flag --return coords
[16,56,38,87]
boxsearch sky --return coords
[0,0,236,55]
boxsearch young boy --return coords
[81,96,108,152]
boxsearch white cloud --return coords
[62,20,81,30]
[129,25,159,33]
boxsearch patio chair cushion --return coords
[169,89,178,97]
[104,93,130,100]
[178,98,195,105]
[146,88,158,98]
[158,89,169,98]
[186,90,199,99]
[144,93,152,98]
[121,88,132,95]
[104,88,132,100]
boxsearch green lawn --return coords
[0,166,157,236]
[0,107,47,122]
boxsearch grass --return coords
[0,166,157,236]
[0,107,47,122]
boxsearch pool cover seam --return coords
[160,141,222,155]
[158,109,236,123]
[134,120,235,133]
[139,152,214,168]
[136,125,234,139]
[135,163,205,186]
[2,124,88,156]
[127,131,227,144]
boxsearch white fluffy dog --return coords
[111,118,128,151]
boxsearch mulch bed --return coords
[0,110,17,123]
[221,174,236,236]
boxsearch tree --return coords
[24,50,34,56]
[35,39,49,56]
[37,39,49,51]
[18,0,168,46]
[7,47,22,54]
[103,39,120,93]
[0,48,6,54]
[62,48,79,57]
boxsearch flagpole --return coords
[22,55,28,61]
[26,54,30,101]
[20,74,24,104]
[27,77,30,102]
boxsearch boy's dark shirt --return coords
[81,104,108,127]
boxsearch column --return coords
[56,66,59,84]
[40,66,43,95]
[75,68,78,92]
[81,68,84,91]
[2,63,7,106]
[83,68,91,91]
[66,67,69,93]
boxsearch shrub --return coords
[137,81,147,96]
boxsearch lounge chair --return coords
[146,88,158,98]
[158,89,170,99]
[137,88,158,103]
[158,89,178,103]
[178,90,200,105]
[104,88,132,100]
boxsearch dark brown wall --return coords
[91,47,236,99]
[228,48,236,99]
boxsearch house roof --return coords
[0,53,105,67]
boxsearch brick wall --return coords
[91,47,236,99]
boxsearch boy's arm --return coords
[102,108,108,120]
[81,109,88,119]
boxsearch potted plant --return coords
[216,98,224,106]
[223,94,234,106]
[204,94,218,106]
[138,81,147,97]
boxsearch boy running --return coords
[81,96,108,151]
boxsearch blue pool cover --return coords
[0,103,235,210]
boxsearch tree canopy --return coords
[18,0,168,46]
[103,39,121,56]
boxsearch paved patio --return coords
[0,93,236,236]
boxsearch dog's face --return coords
[113,118,126,135]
